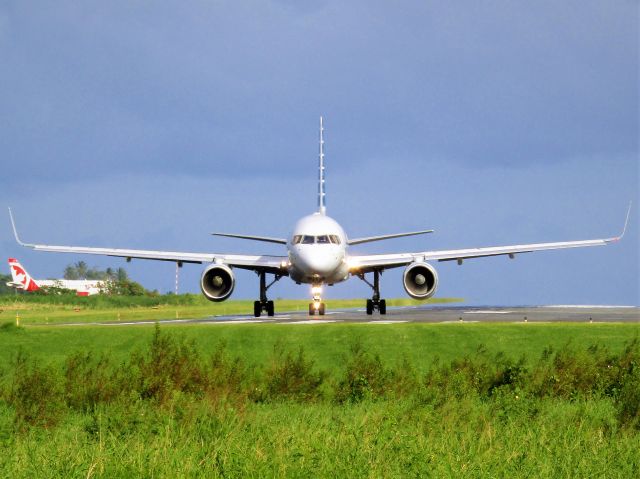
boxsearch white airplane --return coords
[6,258,104,296]
[8,118,630,317]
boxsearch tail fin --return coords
[7,258,40,291]
[318,116,326,215]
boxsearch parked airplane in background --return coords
[6,258,103,296]
[8,118,630,316]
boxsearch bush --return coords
[130,325,206,404]
[9,351,64,429]
[263,345,327,402]
[335,341,391,403]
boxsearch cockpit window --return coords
[293,234,341,245]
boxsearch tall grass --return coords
[1,327,638,477]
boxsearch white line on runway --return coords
[209,320,274,324]
[284,320,340,324]
[367,320,408,324]
[464,310,513,314]
[542,305,636,309]
[439,320,479,323]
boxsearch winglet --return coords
[8,207,33,247]
[608,201,632,243]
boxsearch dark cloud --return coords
[0,1,636,185]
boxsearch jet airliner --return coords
[6,258,104,296]
[8,118,630,317]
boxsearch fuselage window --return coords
[316,235,330,244]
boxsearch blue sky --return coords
[1,1,638,305]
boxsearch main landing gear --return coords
[358,270,387,315]
[308,285,326,316]
[253,271,282,317]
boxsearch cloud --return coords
[0,1,636,186]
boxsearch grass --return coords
[0,295,462,325]
[0,321,638,370]
[0,321,638,477]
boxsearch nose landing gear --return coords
[253,271,282,318]
[358,270,387,315]
[308,285,326,316]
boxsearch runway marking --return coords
[285,320,340,324]
[464,310,513,314]
[209,320,274,324]
[543,305,636,309]
[439,320,479,323]
[367,320,408,324]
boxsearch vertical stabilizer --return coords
[318,116,326,215]
[7,258,40,291]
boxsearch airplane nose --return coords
[298,250,338,274]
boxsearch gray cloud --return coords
[1,1,636,185]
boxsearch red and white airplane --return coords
[6,258,104,296]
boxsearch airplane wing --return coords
[348,205,631,274]
[348,229,434,245]
[8,209,288,274]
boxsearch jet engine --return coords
[403,262,439,300]
[200,264,235,302]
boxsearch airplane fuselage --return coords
[287,213,349,285]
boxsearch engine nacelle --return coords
[403,262,439,300]
[200,264,235,302]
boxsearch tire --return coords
[366,299,373,315]
[379,299,387,315]
[309,303,315,316]
[319,303,326,315]
[253,301,261,318]
[267,300,275,317]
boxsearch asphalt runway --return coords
[58,304,639,326]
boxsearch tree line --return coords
[63,261,129,282]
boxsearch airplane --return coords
[8,118,630,317]
[6,258,104,296]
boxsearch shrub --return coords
[263,345,327,402]
[130,325,206,404]
[335,341,391,403]
[9,351,64,429]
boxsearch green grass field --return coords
[0,316,638,477]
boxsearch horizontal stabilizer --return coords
[348,229,434,246]
[211,233,288,245]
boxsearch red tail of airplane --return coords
[8,258,40,291]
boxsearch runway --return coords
[55,304,639,326]
[200,305,639,325]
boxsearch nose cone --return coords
[297,249,339,275]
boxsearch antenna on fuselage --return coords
[318,116,326,215]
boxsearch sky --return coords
[1,1,638,306]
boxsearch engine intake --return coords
[403,262,438,300]
[200,264,235,302]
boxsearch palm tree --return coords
[75,261,88,280]
[116,267,128,282]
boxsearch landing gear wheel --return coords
[366,299,374,315]
[319,303,326,316]
[253,301,262,318]
[309,303,315,316]
[379,299,387,315]
[266,300,275,317]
